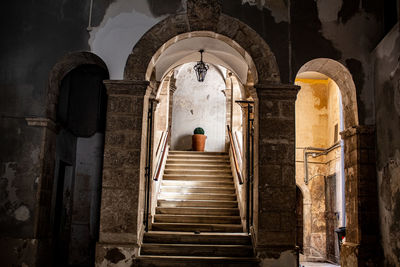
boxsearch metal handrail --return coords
[227,125,243,184]
[153,130,170,181]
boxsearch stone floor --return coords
[300,262,340,267]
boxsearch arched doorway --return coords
[295,58,380,266]
[96,0,300,265]
[46,52,109,266]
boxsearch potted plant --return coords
[192,127,206,151]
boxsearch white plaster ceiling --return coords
[155,37,249,83]
[296,71,329,80]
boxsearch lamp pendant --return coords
[194,49,209,82]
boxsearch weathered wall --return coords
[171,63,227,152]
[0,1,112,265]
[373,23,400,267]
[295,78,343,262]
[0,0,395,265]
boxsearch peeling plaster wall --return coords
[373,23,400,267]
[88,0,184,79]
[171,63,227,152]
[0,0,394,265]
[292,0,384,125]
[295,79,343,262]
[0,1,112,265]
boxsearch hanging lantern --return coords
[193,49,209,82]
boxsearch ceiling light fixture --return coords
[193,49,209,82]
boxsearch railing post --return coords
[144,100,154,232]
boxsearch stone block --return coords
[279,100,295,119]
[258,211,281,231]
[103,169,138,189]
[282,165,296,187]
[257,231,295,246]
[259,99,279,118]
[108,96,135,114]
[126,131,143,149]
[100,188,138,234]
[105,133,125,147]
[217,15,240,40]
[103,148,141,169]
[259,118,295,141]
[259,143,294,165]
[258,186,295,212]
[280,212,296,231]
[96,243,137,266]
[106,116,141,132]
[258,164,282,186]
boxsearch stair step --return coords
[158,193,237,201]
[169,151,228,156]
[154,214,241,224]
[151,222,243,232]
[157,200,238,208]
[140,243,253,257]
[167,159,230,165]
[156,207,239,216]
[163,174,232,181]
[161,186,235,194]
[137,255,259,267]
[164,169,232,175]
[162,180,234,187]
[168,154,229,160]
[143,231,250,245]
[166,164,231,170]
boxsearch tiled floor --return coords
[300,262,340,267]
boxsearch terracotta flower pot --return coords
[192,134,207,151]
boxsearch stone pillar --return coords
[340,125,381,267]
[167,75,177,145]
[255,84,299,265]
[96,80,149,266]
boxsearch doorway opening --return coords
[295,71,345,264]
[51,62,108,266]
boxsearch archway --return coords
[295,58,380,266]
[96,0,300,265]
[44,52,109,266]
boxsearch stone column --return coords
[167,76,177,145]
[340,125,381,267]
[255,83,299,265]
[96,80,149,266]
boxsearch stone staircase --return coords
[138,151,258,266]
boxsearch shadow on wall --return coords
[173,134,192,151]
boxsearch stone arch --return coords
[124,13,280,85]
[46,51,109,120]
[296,58,359,129]
[97,2,300,265]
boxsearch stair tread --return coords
[158,199,237,203]
[142,243,252,248]
[145,231,249,236]
[160,192,236,196]
[166,164,230,167]
[157,207,239,211]
[161,186,235,190]
[163,174,233,178]
[152,222,242,226]
[169,151,228,154]
[155,214,240,218]
[138,255,258,261]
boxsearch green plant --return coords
[194,127,205,135]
